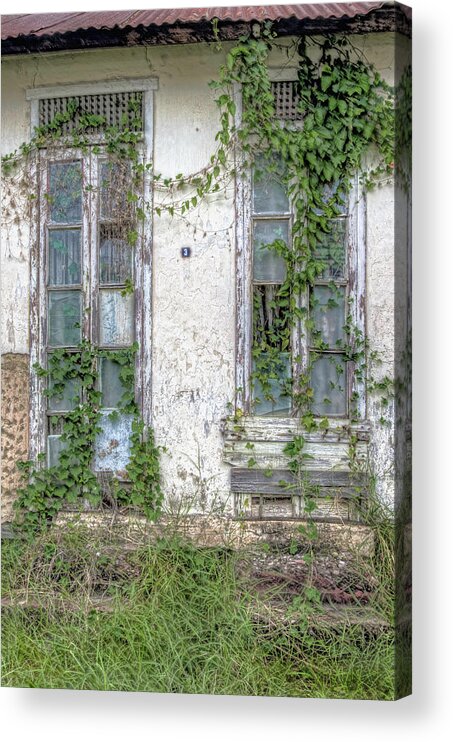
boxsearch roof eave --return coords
[1,7,411,56]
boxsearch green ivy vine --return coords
[3,95,166,535]
[211,24,395,429]
[15,342,164,535]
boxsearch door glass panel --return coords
[48,376,80,411]
[253,220,288,282]
[48,229,81,286]
[253,284,290,350]
[317,182,347,215]
[100,357,125,408]
[311,285,345,347]
[48,290,82,347]
[252,352,291,416]
[47,435,67,468]
[310,354,346,416]
[253,159,289,214]
[99,290,134,346]
[99,225,132,284]
[314,219,347,279]
[99,161,131,221]
[94,411,133,472]
[49,161,82,223]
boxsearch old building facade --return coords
[1,4,411,541]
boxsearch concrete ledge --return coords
[53,512,374,558]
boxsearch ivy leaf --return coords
[227,100,236,117]
[323,162,334,181]
[320,75,332,92]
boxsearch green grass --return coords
[1,527,396,699]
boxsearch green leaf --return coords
[320,75,332,92]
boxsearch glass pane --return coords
[253,220,288,282]
[99,290,134,346]
[48,416,64,435]
[311,285,345,348]
[100,358,125,408]
[47,435,67,468]
[252,352,291,416]
[94,411,133,472]
[310,354,346,416]
[253,157,289,214]
[253,284,290,351]
[99,160,131,221]
[315,182,348,216]
[48,229,81,286]
[99,225,132,284]
[48,290,82,347]
[314,219,347,279]
[48,377,80,411]
[49,161,82,223]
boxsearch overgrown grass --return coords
[1,525,396,699]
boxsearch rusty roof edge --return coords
[1,3,412,52]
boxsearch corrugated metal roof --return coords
[1,4,406,41]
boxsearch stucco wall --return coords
[1,354,30,521]
[1,33,410,519]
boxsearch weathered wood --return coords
[231,468,365,495]
[87,150,97,344]
[234,493,353,521]
[233,82,252,414]
[250,602,390,632]
[141,88,154,429]
[29,152,48,460]
[223,416,371,443]
[348,174,367,419]
[224,438,367,473]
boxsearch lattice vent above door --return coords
[271,81,303,120]
[38,91,144,134]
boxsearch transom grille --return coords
[234,493,352,521]
[38,91,144,134]
[271,81,303,120]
